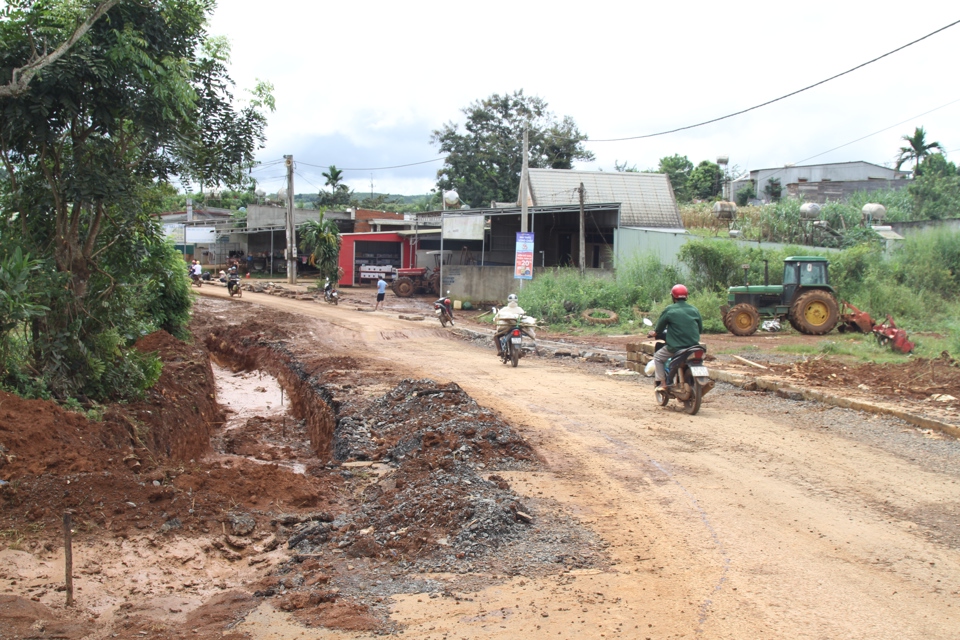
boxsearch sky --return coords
[208,1,960,198]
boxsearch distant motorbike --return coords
[653,341,714,415]
[227,272,242,298]
[190,272,202,288]
[434,295,454,327]
[493,308,537,368]
[323,280,339,305]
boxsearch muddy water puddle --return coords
[211,362,308,474]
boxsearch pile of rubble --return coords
[243,281,319,301]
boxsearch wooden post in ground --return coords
[63,511,74,607]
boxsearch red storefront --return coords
[337,231,418,287]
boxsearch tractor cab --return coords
[782,256,832,304]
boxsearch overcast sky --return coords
[208,1,960,198]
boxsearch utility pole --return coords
[284,155,297,284]
[578,182,586,277]
[520,127,529,233]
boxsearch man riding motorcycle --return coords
[494,293,524,356]
[647,284,703,392]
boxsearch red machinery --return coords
[838,302,915,354]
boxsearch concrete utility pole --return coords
[520,127,529,233]
[578,182,586,277]
[284,155,297,284]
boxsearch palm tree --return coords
[299,218,342,283]
[322,165,345,191]
[896,127,945,175]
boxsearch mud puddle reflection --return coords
[211,362,308,474]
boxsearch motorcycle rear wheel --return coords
[510,343,519,367]
[682,372,703,415]
[439,313,448,327]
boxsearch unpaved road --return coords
[199,286,960,639]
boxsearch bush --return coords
[735,184,756,206]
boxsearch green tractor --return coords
[720,256,840,337]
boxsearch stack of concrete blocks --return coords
[624,340,657,373]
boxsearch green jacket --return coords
[654,300,703,352]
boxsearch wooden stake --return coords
[63,511,74,607]
[733,355,769,370]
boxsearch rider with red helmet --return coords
[647,284,703,391]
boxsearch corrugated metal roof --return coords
[525,169,682,228]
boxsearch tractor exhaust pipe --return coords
[764,260,769,286]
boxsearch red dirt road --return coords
[197,286,960,639]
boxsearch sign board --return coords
[162,223,185,244]
[185,226,217,244]
[442,215,485,241]
[514,232,534,280]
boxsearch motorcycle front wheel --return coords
[655,386,670,406]
[682,371,703,415]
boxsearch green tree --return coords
[735,184,756,206]
[688,160,723,201]
[0,0,263,400]
[763,177,783,202]
[657,155,694,202]
[896,126,945,176]
[179,36,274,193]
[299,219,342,282]
[614,160,638,172]
[431,90,594,207]
[318,164,352,207]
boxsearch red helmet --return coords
[671,284,688,300]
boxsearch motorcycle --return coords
[652,340,714,415]
[227,272,242,298]
[190,272,202,288]
[434,295,454,327]
[323,280,339,305]
[493,308,537,367]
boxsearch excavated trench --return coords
[203,326,337,460]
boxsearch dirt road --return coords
[191,287,960,639]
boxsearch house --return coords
[730,161,909,204]
[418,168,684,302]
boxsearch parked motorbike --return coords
[493,307,537,367]
[227,272,242,298]
[434,295,454,327]
[653,340,714,415]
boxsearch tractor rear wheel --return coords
[790,290,839,335]
[727,304,759,336]
[427,272,440,296]
[393,277,414,298]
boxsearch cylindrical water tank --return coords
[862,203,886,221]
[799,203,821,220]
[443,190,460,207]
[712,201,737,220]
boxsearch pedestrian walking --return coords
[375,275,387,310]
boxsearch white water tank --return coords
[712,201,737,220]
[799,203,821,220]
[862,203,886,222]
[443,190,460,208]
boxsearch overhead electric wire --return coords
[296,157,446,171]
[586,17,960,143]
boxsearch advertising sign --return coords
[514,232,534,280]
[442,214,485,240]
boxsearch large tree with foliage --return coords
[317,164,352,207]
[299,219,342,283]
[431,91,594,207]
[896,127,945,176]
[656,155,694,202]
[687,160,723,201]
[0,0,269,401]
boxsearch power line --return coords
[587,17,960,143]
[296,157,446,171]
[787,97,960,167]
